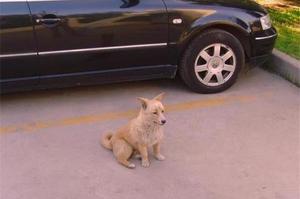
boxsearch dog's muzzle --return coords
[161,120,166,125]
[154,120,166,126]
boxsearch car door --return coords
[27,0,169,86]
[0,0,38,92]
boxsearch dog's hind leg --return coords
[112,139,135,169]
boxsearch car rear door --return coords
[0,0,38,92]
[28,0,169,86]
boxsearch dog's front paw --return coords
[155,154,165,161]
[141,159,150,168]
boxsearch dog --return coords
[101,93,166,168]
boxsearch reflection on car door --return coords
[28,0,169,86]
[0,1,38,92]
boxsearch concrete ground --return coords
[0,68,299,199]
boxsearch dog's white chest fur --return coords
[132,121,163,146]
[138,125,163,146]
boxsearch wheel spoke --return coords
[216,72,225,84]
[200,51,211,62]
[195,64,208,72]
[203,72,213,83]
[222,51,233,61]
[223,64,235,72]
[214,44,221,57]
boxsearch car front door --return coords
[28,0,169,86]
[0,1,38,92]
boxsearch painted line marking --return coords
[0,94,260,135]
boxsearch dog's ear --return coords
[153,92,165,101]
[137,97,148,110]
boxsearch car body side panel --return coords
[28,0,169,78]
[162,0,268,65]
[0,1,38,79]
[0,1,39,92]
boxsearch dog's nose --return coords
[161,120,166,124]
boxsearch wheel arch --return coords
[178,22,252,63]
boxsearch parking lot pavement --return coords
[0,68,299,199]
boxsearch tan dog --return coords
[101,93,166,168]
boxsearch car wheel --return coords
[180,29,245,93]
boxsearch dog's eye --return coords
[153,111,158,115]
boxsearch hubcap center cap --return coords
[209,57,223,70]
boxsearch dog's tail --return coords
[101,133,113,150]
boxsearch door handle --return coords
[36,18,61,24]
[35,13,62,26]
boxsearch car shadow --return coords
[0,76,189,103]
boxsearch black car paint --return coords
[29,0,169,73]
[0,0,276,93]
[164,0,275,61]
[0,2,39,91]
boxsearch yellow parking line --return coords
[0,94,258,135]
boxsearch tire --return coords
[180,29,245,93]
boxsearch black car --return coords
[0,0,277,93]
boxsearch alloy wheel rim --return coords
[194,43,236,86]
